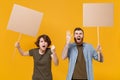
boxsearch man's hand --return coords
[96,45,102,53]
[66,30,72,44]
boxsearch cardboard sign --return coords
[7,4,43,36]
[83,3,114,27]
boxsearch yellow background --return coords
[0,0,120,80]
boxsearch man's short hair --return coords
[74,27,84,34]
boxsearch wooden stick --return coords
[97,27,100,61]
[12,33,22,59]
[97,27,100,45]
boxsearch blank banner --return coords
[83,3,114,27]
[7,4,43,36]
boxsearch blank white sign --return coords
[83,3,114,27]
[7,4,43,36]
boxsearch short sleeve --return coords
[29,49,34,56]
[47,48,52,55]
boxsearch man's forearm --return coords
[62,44,69,60]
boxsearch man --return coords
[62,27,103,80]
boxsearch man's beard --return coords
[74,37,83,45]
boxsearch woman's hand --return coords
[15,42,20,48]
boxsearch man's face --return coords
[74,30,84,44]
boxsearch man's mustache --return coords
[77,37,81,40]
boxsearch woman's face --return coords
[39,37,48,51]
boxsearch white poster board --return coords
[83,3,114,61]
[83,3,114,27]
[7,4,43,37]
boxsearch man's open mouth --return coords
[77,38,81,40]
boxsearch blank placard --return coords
[7,4,43,36]
[83,3,114,27]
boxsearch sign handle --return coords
[12,33,22,59]
[97,27,100,61]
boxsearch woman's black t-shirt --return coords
[29,48,52,80]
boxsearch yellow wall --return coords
[0,0,120,80]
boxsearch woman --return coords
[15,34,59,80]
